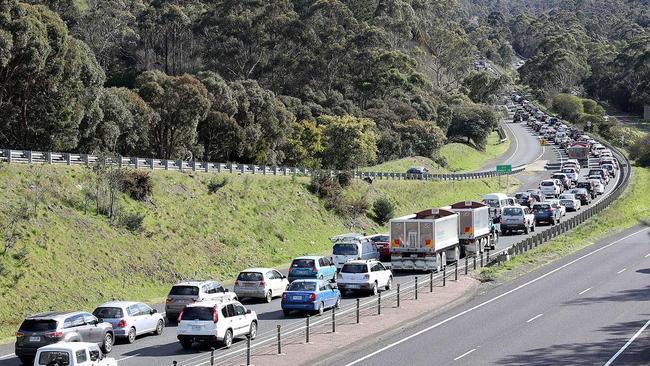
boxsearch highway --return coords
[0,117,622,366]
[326,226,650,366]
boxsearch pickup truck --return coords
[34,342,116,366]
[500,206,536,235]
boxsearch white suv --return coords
[176,300,257,349]
[165,280,237,323]
[539,179,561,198]
[336,260,392,296]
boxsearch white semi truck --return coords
[450,201,499,255]
[389,208,460,272]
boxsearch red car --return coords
[370,234,390,261]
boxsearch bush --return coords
[121,170,153,201]
[552,93,583,122]
[207,176,229,194]
[337,171,353,188]
[119,212,145,232]
[630,134,650,167]
[309,171,342,199]
[372,198,395,224]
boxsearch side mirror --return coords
[96,318,103,324]
[151,309,158,314]
[282,275,287,279]
[225,289,229,292]
[246,309,252,314]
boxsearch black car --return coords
[406,167,428,179]
[576,181,596,199]
[515,192,535,207]
[569,188,591,205]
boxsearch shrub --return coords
[372,197,395,224]
[630,134,650,167]
[119,212,145,232]
[337,171,354,188]
[121,170,153,201]
[207,176,229,194]
[309,171,342,199]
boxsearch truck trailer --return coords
[450,201,499,256]
[390,208,460,272]
[567,142,590,165]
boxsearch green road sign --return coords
[496,164,512,173]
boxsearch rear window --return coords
[169,286,199,296]
[333,243,358,255]
[93,307,123,319]
[552,174,565,179]
[371,235,389,243]
[38,351,70,365]
[503,208,523,216]
[291,259,315,268]
[20,319,58,332]
[533,204,551,210]
[515,193,528,199]
[341,264,368,273]
[288,282,317,292]
[541,181,554,186]
[561,169,575,173]
[237,272,263,281]
[180,307,214,321]
[482,199,499,207]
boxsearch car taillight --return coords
[46,332,63,338]
[178,307,186,322]
[213,305,219,323]
[117,319,127,328]
[309,293,317,301]
[312,268,318,273]
[15,331,24,337]
[165,297,173,304]
[259,280,266,286]
[235,280,240,286]
[282,293,287,300]
[363,274,370,279]
[547,208,553,212]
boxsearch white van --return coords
[330,233,379,270]
[481,193,516,223]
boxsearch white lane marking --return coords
[533,144,547,163]
[526,313,544,323]
[617,268,627,274]
[603,319,650,366]
[344,227,650,366]
[454,348,477,361]
[117,354,139,362]
[0,353,14,360]
[502,123,520,165]
[579,287,592,295]
[645,253,650,258]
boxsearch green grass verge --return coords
[0,163,521,339]
[479,166,650,282]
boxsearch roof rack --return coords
[330,233,366,243]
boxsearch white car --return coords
[547,199,566,217]
[176,300,257,349]
[560,167,579,183]
[551,173,571,190]
[589,179,605,195]
[34,342,116,366]
[234,268,289,303]
[337,260,393,295]
[559,194,581,211]
[539,179,561,198]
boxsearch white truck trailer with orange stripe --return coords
[450,201,498,256]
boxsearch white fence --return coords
[0,149,526,182]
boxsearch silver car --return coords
[93,301,165,344]
[234,268,289,303]
[165,281,237,322]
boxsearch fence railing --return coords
[0,149,526,182]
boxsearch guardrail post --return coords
[415,276,418,299]
[246,335,251,365]
[210,347,215,365]
[251,164,256,174]
[486,249,490,263]
[27,150,32,164]
[164,159,169,170]
[442,267,446,286]
[177,160,183,171]
[306,315,310,343]
[5,149,11,164]
[473,255,477,270]
[65,153,71,165]
[134,157,140,169]
[332,306,336,333]
[356,299,360,323]
[378,291,381,315]
[46,151,52,164]
[480,252,484,267]
[240,164,245,174]
[430,272,433,292]
[397,284,400,307]
[277,325,282,355]
[465,256,468,275]
[454,262,458,280]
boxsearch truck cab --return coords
[34,342,116,366]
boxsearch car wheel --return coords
[249,321,258,340]
[155,319,164,335]
[282,309,291,316]
[180,340,193,350]
[385,277,393,291]
[18,356,33,365]
[101,332,114,353]
[317,302,324,316]
[501,230,507,236]
[127,327,136,344]
[265,291,273,303]
[223,329,233,349]
[371,282,378,296]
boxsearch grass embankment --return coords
[479,166,650,282]
[0,163,520,339]
[365,131,509,173]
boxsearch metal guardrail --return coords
[0,149,526,182]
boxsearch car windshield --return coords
[482,199,499,207]
[20,319,57,332]
[237,272,263,282]
[342,264,368,273]
[38,351,70,365]
[169,286,199,296]
[291,259,315,268]
[333,243,358,255]
[181,306,214,321]
[503,208,522,216]
[93,307,123,319]
[288,282,317,292]
[541,182,554,186]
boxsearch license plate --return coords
[292,295,302,300]
[192,326,202,331]
[348,284,360,289]
[29,336,40,342]
[410,254,418,258]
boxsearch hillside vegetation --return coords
[0,163,519,339]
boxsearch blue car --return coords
[287,256,337,283]
[532,203,561,225]
[281,279,341,316]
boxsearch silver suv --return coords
[165,280,237,322]
[15,311,114,365]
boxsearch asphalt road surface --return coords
[325,226,650,366]
[0,120,622,366]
